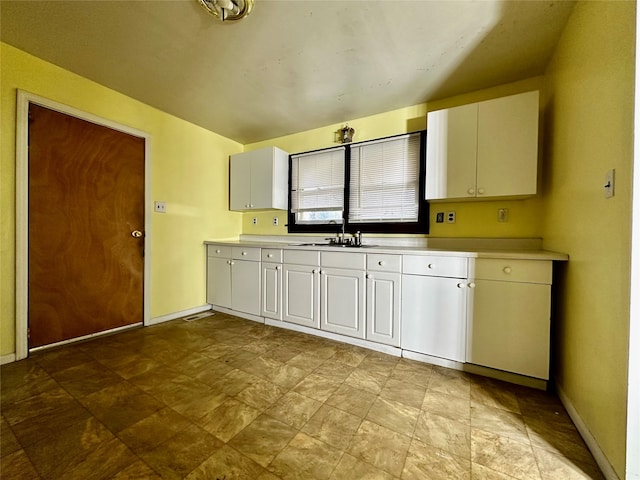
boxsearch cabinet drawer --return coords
[284,249,320,266]
[262,249,283,263]
[403,255,468,278]
[473,259,552,284]
[207,245,232,258]
[321,251,366,270]
[232,246,261,261]
[367,254,402,273]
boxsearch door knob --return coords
[131,230,143,238]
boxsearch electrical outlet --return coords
[154,201,166,213]
[498,208,509,222]
[435,212,444,223]
[273,217,279,226]
[252,217,258,225]
[447,211,456,223]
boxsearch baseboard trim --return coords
[1,353,17,365]
[556,383,620,480]
[264,318,402,357]
[211,306,264,323]
[147,305,213,326]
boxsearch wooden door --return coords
[28,104,145,348]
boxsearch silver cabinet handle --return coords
[241,251,247,256]
[312,269,317,274]
[215,249,221,253]
[468,282,476,288]
[457,283,465,288]
[427,264,434,269]
[378,261,385,266]
[366,274,372,279]
[275,265,281,270]
[267,253,273,258]
[131,230,143,238]
[503,266,512,274]
[467,188,475,195]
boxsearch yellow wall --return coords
[242,77,545,239]
[542,1,635,476]
[0,43,243,356]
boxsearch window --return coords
[349,133,421,224]
[290,147,345,225]
[288,132,428,233]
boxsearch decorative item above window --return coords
[339,125,355,144]
[197,0,254,22]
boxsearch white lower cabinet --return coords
[207,256,232,308]
[366,254,401,347]
[283,263,320,328]
[320,267,366,338]
[401,255,469,362]
[261,249,283,321]
[282,249,321,328]
[467,259,552,379]
[231,257,261,316]
[206,245,261,316]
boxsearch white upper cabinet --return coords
[426,91,539,200]
[230,146,289,211]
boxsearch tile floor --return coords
[1,313,604,479]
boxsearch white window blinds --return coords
[291,147,345,223]
[348,133,421,223]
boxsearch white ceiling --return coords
[1,0,575,144]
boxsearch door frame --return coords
[15,90,152,360]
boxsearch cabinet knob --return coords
[241,251,247,256]
[468,282,476,288]
[467,188,475,195]
[478,188,485,195]
[457,283,465,288]
[427,263,434,269]
[312,269,317,274]
[245,204,250,208]
[503,266,512,274]
[249,204,254,208]
[230,261,235,265]
[275,265,281,270]
[216,249,221,253]
[267,253,273,258]
[366,274,372,279]
[378,261,385,266]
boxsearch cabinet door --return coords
[231,259,261,315]
[401,275,467,362]
[283,264,320,328]
[229,154,252,211]
[250,150,274,209]
[262,262,282,320]
[468,279,550,379]
[476,91,539,197]
[366,272,400,346]
[426,103,478,200]
[320,267,366,339]
[207,257,231,308]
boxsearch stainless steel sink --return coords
[288,242,378,248]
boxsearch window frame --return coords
[287,131,429,234]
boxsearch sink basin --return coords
[288,242,378,248]
[288,242,330,246]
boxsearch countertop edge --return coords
[203,240,569,261]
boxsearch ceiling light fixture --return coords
[197,0,254,22]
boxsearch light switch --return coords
[604,169,615,198]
